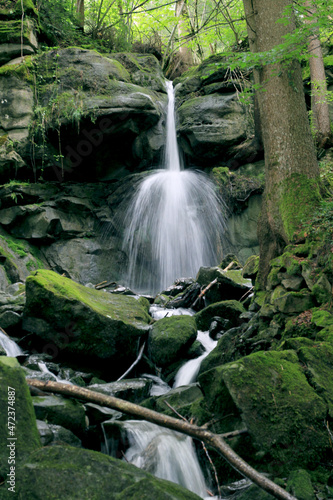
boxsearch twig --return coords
[95,281,117,290]
[117,342,146,381]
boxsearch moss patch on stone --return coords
[14,445,201,500]
[0,357,40,480]
[195,300,245,331]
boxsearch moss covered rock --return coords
[13,445,202,500]
[199,350,329,471]
[195,300,245,331]
[149,315,197,368]
[286,469,316,500]
[0,357,40,481]
[32,395,86,435]
[195,266,251,303]
[22,270,150,377]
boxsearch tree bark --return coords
[76,0,84,30]
[242,0,321,286]
[27,378,297,500]
[305,0,332,148]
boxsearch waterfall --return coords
[173,331,217,388]
[0,330,23,357]
[122,81,225,295]
[123,420,208,498]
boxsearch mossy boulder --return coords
[13,445,202,500]
[154,384,203,419]
[290,340,333,417]
[0,357,40,481]
[109,52,166,93]
[242,255,260,280]
[149,315,197,369]
[195,300,245,331]
[199,350,329,471]
[32,395,86,435]
[195,266,252,303]
[286,469,316,500]
[22,270,150,377]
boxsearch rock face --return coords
[0,357,40,480]
[0,47,167,182]
[14,445,202,500]
[22,270,150,377]
[0,181,131,287]
[174,55,253,164]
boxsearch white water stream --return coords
[121,319,218,498]
[122,81,225,295]
[0,329,23,357]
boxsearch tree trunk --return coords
[27,378,297,500]
[76,0,84,30]
[176,0,193,69]
[243,0,321,286]
[305,0,332,148]
[243,0,263,148]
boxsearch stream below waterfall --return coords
[103,305,222,499]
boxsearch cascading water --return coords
[0,329,23,357]
[122,81,225,295]
[123,420,208,498]
[173,330,217,388]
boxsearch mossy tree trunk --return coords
[242,0,321,287]
[305,0,333,148]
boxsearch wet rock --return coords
[37,420,82,448]
[195,266,252,304]
[88,378,152,404]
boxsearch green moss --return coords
[0,18,35,44]
[0,56,34,80]
[211,166,230,185]
[0,357,40,480]
[149,315,197,368]
[0,234,27,257]
[0,0,38,19]
[279,174,321,241]
[26,270,150,325]
[202,350,328,471]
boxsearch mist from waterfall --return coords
[122,81,225,295]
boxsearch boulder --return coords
[242,255,259,280]
[286,469,316,500]
[196,266,252,303]
[0,357,40,480]
[199,350,328,470]
[195,300,245,331]
[22,270,150,377]
[88,378,152,404]
[13,445,202,500]
[149,315,197,368]
[32,395,86,435]
[36,420,82,448]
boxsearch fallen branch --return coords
[27,379,296,500]
[95,281,117,290]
